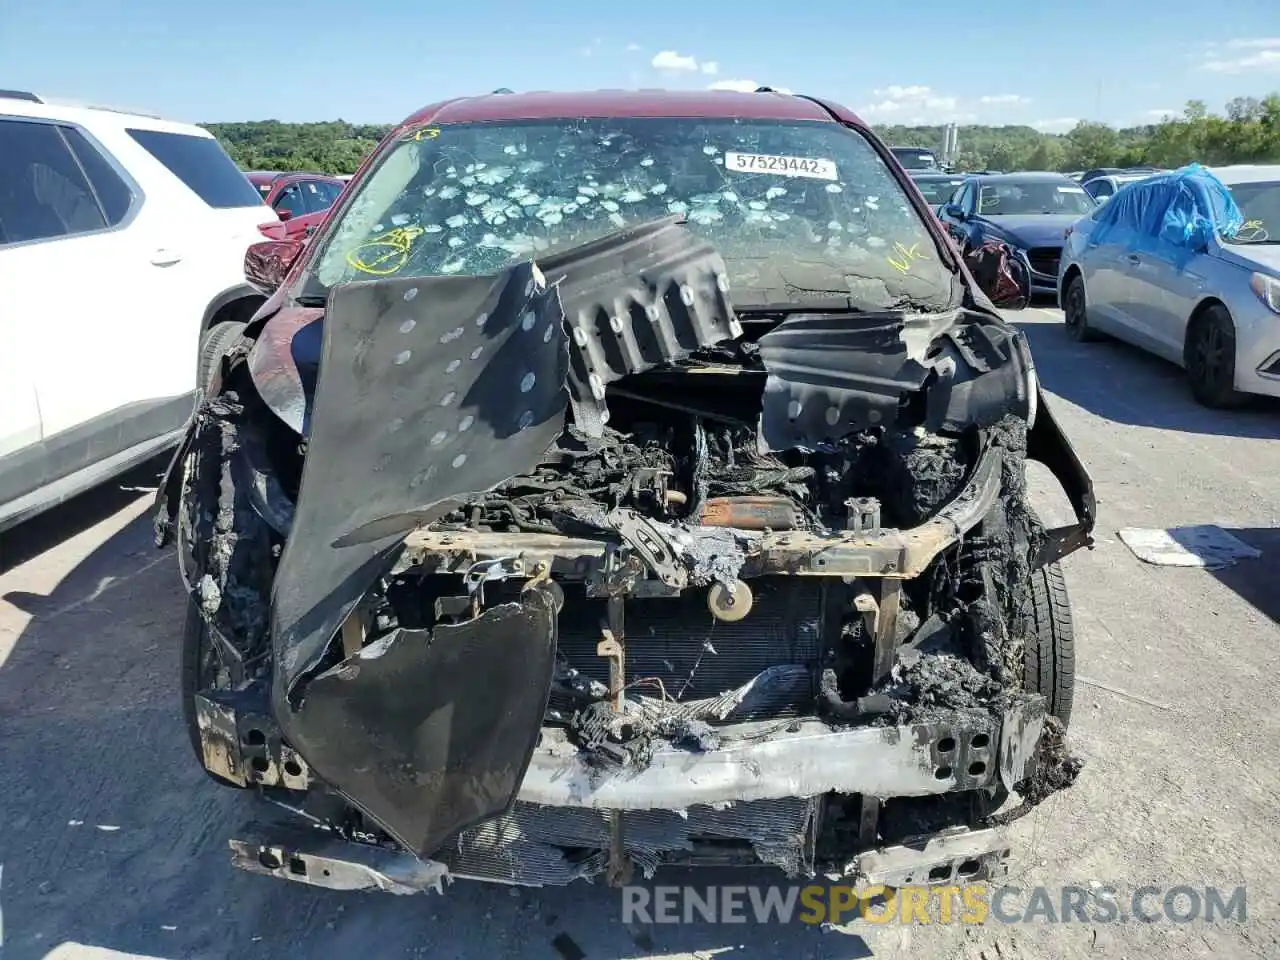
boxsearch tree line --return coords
[206,93,1280,177]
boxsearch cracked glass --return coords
[308,118,955,312]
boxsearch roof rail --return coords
[0,89,42,103]
[755,86,777,93]
[492,87,515,95]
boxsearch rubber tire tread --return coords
[1023,560,1075,728]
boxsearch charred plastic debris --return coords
[157,214,1096,894]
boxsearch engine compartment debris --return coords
[157,216,1096,892]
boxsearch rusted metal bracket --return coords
[856,578,902,687]
[597,595,626,712]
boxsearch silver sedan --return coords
[1056,164,1280,406]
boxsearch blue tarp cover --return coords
[1093,163,1245,257]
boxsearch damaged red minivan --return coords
[156,89,1096,894]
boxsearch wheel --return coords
[1023,561,1075,728]
[178,393,276,788]
[1184,305,1245,408]
[1062,273,1100,342]
[197,320,246,395]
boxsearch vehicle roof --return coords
[967,172,1079,184]
[1211,164,1280,185]
[246,170,342,184]
[402,88,856,128]
[0,90,206,135]
[910,172,965,181]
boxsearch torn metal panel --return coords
[756,312,936,451]
[440,797,818,885]
[230,821,451,895]
[539,214,743,436]
[854,827,1012,887]
[245,306,326,436]
[195,694,246,787]
[1026,388,1096,567]
[755,311,1037,452]
[517,717,1001,810]
[268,258,567,701]
[999,696,1048,793]
[289,593,558,858]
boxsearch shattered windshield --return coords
[307,118,956,311]
[978,181,1096,216]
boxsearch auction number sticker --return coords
[724,151,838,180]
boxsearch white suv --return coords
[0,90,274,531]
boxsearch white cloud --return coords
[1145,107,1178,119]
[858,84,970,121]
[873,85,931,100]
[1203,49,1280,72]
[708,79,759,92]
[1033,117,1080,132]
[979,94,1031,105]
[651,50,700,72]
[700,61,720,75]
[626,43,642,52]
[1224,37,1280,48]
[1201,37,1280,72]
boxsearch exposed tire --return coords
[1184,304,1245,408]
[1023,560,1075,728]
[177,391,276,788]
[197,320,247,395]
[1062,273,1100,343]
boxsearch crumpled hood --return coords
[978,215,1077,249]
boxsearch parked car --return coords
[157,88,1095,895]
[1081,171,1160,204]
[1059,162,1280,406]
[245,170,345,238]
[891,145,941,171]
[908,171,967,205]
[937,172,1098,295]
[0,90,273,531]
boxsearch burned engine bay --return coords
[158,214,1096,893]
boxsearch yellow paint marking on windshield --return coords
[347,226,426,276]
[887,241,929,274]
[401,126,441,142]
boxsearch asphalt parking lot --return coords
[1,306,1277,960]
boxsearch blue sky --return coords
[2,0,1278,129]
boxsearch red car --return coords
[166,89,1096,895]
[244,170,345,239]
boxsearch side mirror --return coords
[964,240,1031,311]
[943,203,965,221]
[277,208,294,222]
[245,238,304,295]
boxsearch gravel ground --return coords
[1,306,1277,960]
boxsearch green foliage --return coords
[203,95,1280,177]
[875,93,1280,172]
[205,120,392,174]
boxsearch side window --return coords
[961,183,977,213]
[0,118,107,246]
[61,127,135,225]
[127,129,264,208]
[300,179,339,213]
[1086,179,1114,201]
[273,183,307,218]
[315,180,343,208]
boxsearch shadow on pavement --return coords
[0,454,171,576]
[1016,318,1280,440]
[0,481,880,958]
[1213,528,1280,624]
